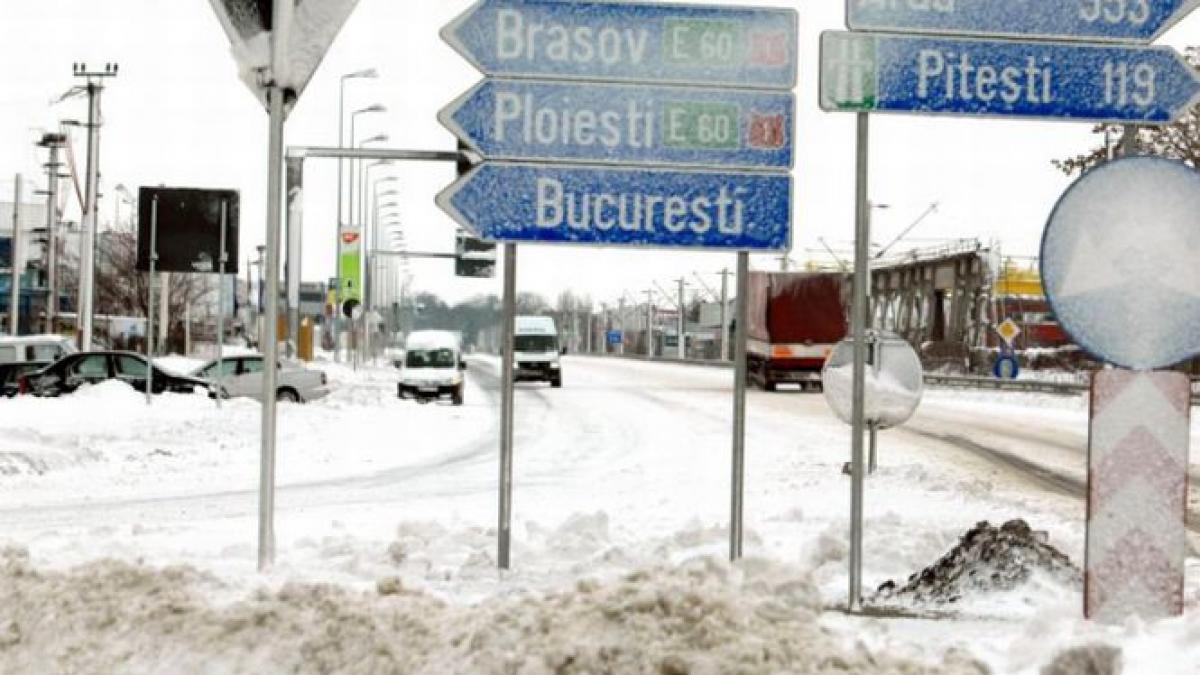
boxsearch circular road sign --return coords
[822,330,924,429]
[1042,157,1200,370]
[993,354,1020,380]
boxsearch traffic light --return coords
[455,229,497,278]
[454,139,496,278]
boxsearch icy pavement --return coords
[0,355,1197,673]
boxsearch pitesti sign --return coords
[819,31,1200,123]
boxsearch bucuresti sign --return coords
[437,162,791,251]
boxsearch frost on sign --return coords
[1085,370,1190,623]
[1041,157,1200,370]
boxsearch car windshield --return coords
[515,335,556,352]
[405,348,456,369]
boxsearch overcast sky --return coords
[1,1,1197,305]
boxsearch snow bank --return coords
[0,545,990,675]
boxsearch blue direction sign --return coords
[847,0,1200,43]
[439,79,794,170]
[436,162,791,251]
[1042,157,1200,370]
[441,0,798,89]
[820,31,1200,123]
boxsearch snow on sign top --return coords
[1041,157,1200,370]
[440,0,798,90]
[207,0,360,114]
[846,0,1200,44]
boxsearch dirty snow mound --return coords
[873,520,1081,605]
[0,547,988,674]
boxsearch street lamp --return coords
[113,183,134,231]
[347,103,386,236]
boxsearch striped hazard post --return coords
[1085,370,1192,623]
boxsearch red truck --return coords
[746,271,849,391]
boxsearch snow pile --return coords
[872,520,1081,606]
[0,546,990,675]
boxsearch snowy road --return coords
[2,355,1198,673]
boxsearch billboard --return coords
[136,187,239,274]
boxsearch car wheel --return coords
[452,386,464,406]
[276,388,300,403]
[551,377,562,388]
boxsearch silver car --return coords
[191,354,329,403]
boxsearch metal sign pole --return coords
[848,112,871,611]
[498,242,517,570]
[146,195,158,405]
[216,200,227,409]
[258,84,285,572]
[8,175,21,336]
[730,251,750,561]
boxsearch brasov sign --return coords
[439,78,794,169]
[819,31,1200,122]
[846,0,1200,43]
[441,0,798,89]
[436,162,791,251]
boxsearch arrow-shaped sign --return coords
[847,0,1200,44]
[820,31,1200,123]
[439,78,795,170]
[441,0,798,90]
[437,162,792,251]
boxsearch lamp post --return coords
[112,183,134,231]
[346,105,385,266]
[333,71,378,358]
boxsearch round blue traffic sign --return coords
[1041,157,1200,370]
[993,354,1019,380]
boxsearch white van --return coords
[397,330,465,405]
[0,334,76,365]
[514,316,561,387]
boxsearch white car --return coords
[397,330,465,405]
[0,334,77,365]
[191,354,329,403]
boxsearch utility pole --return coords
[719,268,731,361]
[8,175,22,335]
[36,134,65,333]
[72,63,117,350]
[617,297,626,355]
[642,289,654,357]
[676,277,686,360]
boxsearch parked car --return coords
[398,330,465,405]
[0,334,76,365]
[18,351,208,397]
[190,354,329,403]
[1,361,48,398]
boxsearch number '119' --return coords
[1103,61,1156,106]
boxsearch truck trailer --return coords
[745,271,849,391]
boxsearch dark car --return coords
[18,351,208,397]
[1,361,49,398]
